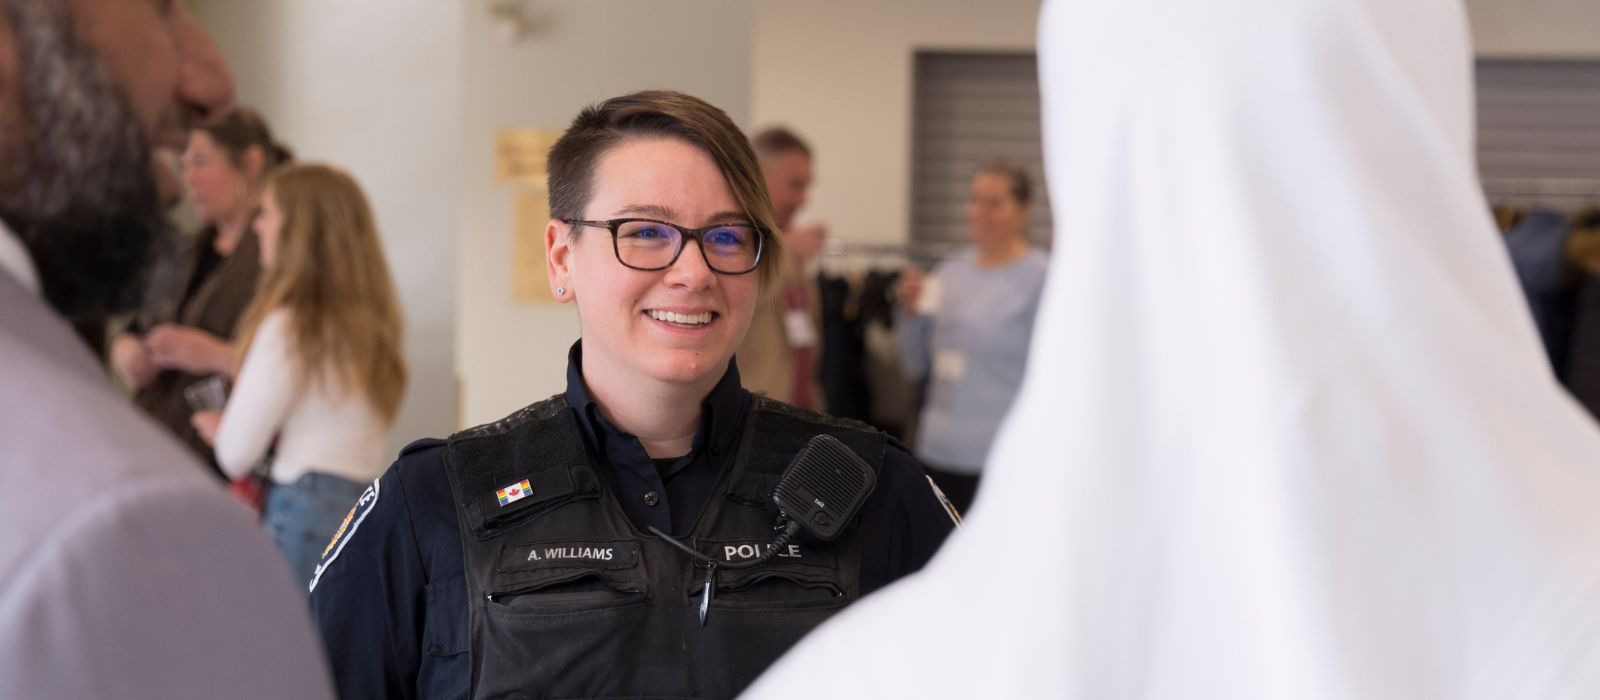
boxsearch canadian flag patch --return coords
[496,479,533,506]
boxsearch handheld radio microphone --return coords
[771,434,877,542]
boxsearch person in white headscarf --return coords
[742,0,1600,697]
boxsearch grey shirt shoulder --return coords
[0,272,334,699]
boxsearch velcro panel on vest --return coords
[447,397,598,541]
[728,397,887,520]
[746,397,887,475]
[470,465,580,531]
[727,473,780,509]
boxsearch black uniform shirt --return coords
[308,341,957,700]
[566,342,747,536]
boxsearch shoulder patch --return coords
[926,475,963,527]
[308,477,382,594]
[451,393,568,441]
[751,395,880,434]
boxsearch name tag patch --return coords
[499,540,640,572]
[702,540,836,569]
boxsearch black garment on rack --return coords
[859,270,900,328]
[818,273,871,421]
[817,270,907,437]
[1501,208,1600,422]
[1503,209,1576,374]
[1564,272,1600,422]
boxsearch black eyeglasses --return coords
[566,218,768,275]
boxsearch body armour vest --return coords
[442,394,886,699]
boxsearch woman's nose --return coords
[663,238,717,289]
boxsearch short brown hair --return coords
[195,107,293,173]
[546,90,783,287]
[750,126,811,161]
[977,159,1032,207]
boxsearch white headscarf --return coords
[743,0,1600,697]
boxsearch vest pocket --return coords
[699,568,846,611]
[486,570,644,615]
[475,570,654,698]
[686,567,850,694]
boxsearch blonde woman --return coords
[193,164,407,587]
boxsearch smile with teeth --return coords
[647,309,716,327]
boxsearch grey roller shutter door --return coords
[911,51,1053,247]
[1477,59,1600,211]
[912,56,1600,241]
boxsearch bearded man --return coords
[0,2,333,697]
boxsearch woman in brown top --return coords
[110,108,292,475]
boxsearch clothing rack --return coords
[1482,176,1600,201]
[818,240,967,268]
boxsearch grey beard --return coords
[0,0,178,320]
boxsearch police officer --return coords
[309,90,958,699]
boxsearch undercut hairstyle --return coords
[750,126,811,161]
[234,164,407,425]
[978,160,1033,207]
[546,90,784,287]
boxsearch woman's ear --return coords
[242,144,266,180]
[546,219,573,301]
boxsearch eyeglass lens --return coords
[616,220,760,273]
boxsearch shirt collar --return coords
[564,340,749,462]
[0,219,42,297]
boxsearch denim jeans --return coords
[264,471,370,593]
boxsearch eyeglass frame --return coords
[564,217,769,275]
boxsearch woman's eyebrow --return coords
[615,204,677,219]
[613,205,750,225]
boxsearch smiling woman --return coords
[307,90,958,699]
[550,136,763,398]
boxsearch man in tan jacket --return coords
[740,127,826,408]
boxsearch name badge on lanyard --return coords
[933,349,967,381]
[784,309,818,349]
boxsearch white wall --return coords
[750,0,1045,246]
[194,0,1600,440]
[193,0,461,452]
[1468,0,1600,57]
[456,1,754,426]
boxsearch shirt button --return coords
[642,490,660,507]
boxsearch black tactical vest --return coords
[442,394,886,699]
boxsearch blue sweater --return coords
[898,250,1049,473]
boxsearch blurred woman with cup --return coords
[897,161,1049,514]
[191,164,406,587]
[111,108,292,474]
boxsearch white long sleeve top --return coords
[215,309,392,486]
